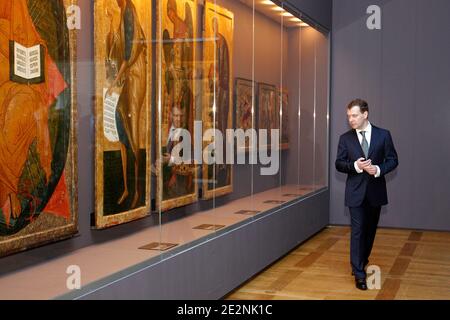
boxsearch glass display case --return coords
[149,0,330,258]
[0,0,329,299]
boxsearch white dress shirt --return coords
[167,125,181,145]
[353,121,381,178]
[166,125,182,166]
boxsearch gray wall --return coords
[330,0,450,231]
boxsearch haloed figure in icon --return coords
[0,0,62,229]
[208,17,230,136]
[207,16,231,189]
[106,0,147,208]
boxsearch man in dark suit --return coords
[335,99,398,290]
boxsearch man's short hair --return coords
[347,99,369,114]
[171,104,183,115]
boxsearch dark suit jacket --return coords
[335,125,398,207]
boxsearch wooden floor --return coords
[226,226,450,300]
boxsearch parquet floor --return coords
[226,226,450,300]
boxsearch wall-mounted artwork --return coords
[202,1,234,200]
[235,79,253,131]
[278,88,289,150]
[258,83,278,147]
[0,0,78,256]
[235,78,254,152]
[94,0,152,228]
[157,0,198,211]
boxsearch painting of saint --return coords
[0,0,78,257]
[94,0,151,228]
[258,83,278,147]
[235,78,254,151]
[202,1,234,200]
[157,0,198,212]
[277,88,289,150]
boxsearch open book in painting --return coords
[9,40,45,84]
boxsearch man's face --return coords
[172,107,183,128]
[347,106,368,130]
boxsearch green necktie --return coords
[360,131,369,158]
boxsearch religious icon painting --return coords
[94,0,152,228]
[235,78,255,153]
[0,0,78,256]
[277,87,289,150]
[202,1,234,200]
[156,0,198,211]
[257,83,278,148]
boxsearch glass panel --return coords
[279,1,303,199]
[156,0,201,256]
[314,28,330,190]
[297,18,329,193]
[153,0,330,254]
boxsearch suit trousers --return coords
[349,197,381,279]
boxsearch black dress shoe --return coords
[355,278,368,291]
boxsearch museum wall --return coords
[330,0,450,231]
